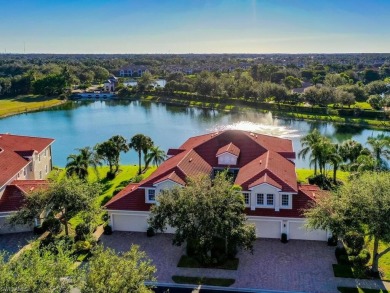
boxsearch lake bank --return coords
[0,95,67,119]
[138,94,390,131]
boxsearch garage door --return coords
[0,217,32,234]
[112,214,148,232]
[250,220,281,238]
[289,221,327,241]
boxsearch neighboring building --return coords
[119,66,149,77]
[0,134,54,233]
[103,76,119,92]
[105,130,329,241]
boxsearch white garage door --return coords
[251,220,281,238]
[0,217,32,234]
[112,214,148,232]
[289,221,327,241]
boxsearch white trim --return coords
[249,182,282,192]
[153,179,184,187]
[145,188,156,203]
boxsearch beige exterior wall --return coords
[31,146,52,180]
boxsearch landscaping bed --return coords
[177,255,239,270]
[338,287,389,293]
[172,275,235,287]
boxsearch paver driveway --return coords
[0,232,36,256]
[100,232,337,293]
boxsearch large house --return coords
[105,130,329,241]
[0,134,54,233]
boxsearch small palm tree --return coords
[66,154,88,180]
[367,134,390,170]
[145,146,167,169]
[327,143,343,184]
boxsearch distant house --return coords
[0,134,54,233]
[103,76,119,92]
[291,81,313,94]
[105,130,329,241]
[119,66,149,77]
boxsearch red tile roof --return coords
[105,183,151,211]
[0,180,48,212]
[216,142,240,157]
[154,171,186,186]
[0,134,54,188]
[106,130,300,212]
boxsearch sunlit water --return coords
[0,100,388,168]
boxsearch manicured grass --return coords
[296,169,350,184]
[177,255,239,270]
[353,102,373,110]
[0,95,64,118]
[53,165,157,228]
[338,287,389,293]
[172,276,235,287]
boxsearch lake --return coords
[0,100,388,168]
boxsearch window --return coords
[281,194,289,206]
[39,171,42,179]
[242,192,250,205]
[45,165,48,174]
[148,189,156,202]
[38,155,41,162]
[44,149,47,157]
[23,168,26,176]
[266,194,274,206]
[30,163,33,172]
[256,193,264,205]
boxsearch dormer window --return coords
[216,143,240,166]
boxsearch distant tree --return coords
[82,245,156,293]
[335,89,355,108]
[137,71,155,92]
[368,94,383,110]
[324,73,348,87]
[339,139,363,165]
[129,134,154,175]
[283,75,302,89]
[92,66,110,82]
[149,172,256,264]
[366,80,388,95]
[340,84,367,102]
[366,134,390,170]
[304,172,390,276]
[363,69,381,83]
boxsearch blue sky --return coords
[1,0,389,53]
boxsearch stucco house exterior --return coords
[0,134,54,233]
[105,130,329,241]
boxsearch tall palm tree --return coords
[339,139,363,164]
[298,129,323,174]
[327,143,343,184]
[129,134,154,175]
[367,134,390,170]
[145,146,167,169]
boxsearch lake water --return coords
[0,100,388,168]
[123,79,166,88]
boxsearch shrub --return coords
[281,233,288,243]
[349,249,371,269]
[335,246,349,265]
[41,217,62,234]
[186,239,198,257]
[146,227,155,237]
[74,241,92,253]
[106,171,116,180]
[103,225,112,235]
[343,231,364,255]
[75,223,91,241]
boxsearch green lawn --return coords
[49,165,157,228]
[0,95,64,118]
[338,287,388,293]
[172,276,235,287]
[296,169,350,184]
[177,255,239,270]
[366,240,390,281]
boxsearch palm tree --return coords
[66,154,88,180]
[366,134,390,170]
[129,134,154,175]
[327,143,343,184]
[339,139,363,164]
[298,129,323,174]
[65,147,101,180]
[145,146,167,169]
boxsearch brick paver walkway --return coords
[0,232,37,258]
[101,232,369,293]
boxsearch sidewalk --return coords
[336,277,390,290]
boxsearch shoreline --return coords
[137,95,390,131]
